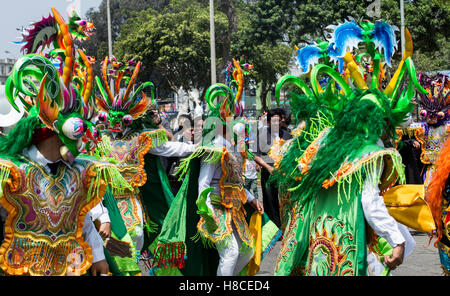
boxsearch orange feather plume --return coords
[37,74,59,129]
[427,138,450,246]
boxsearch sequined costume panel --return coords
[197,149,254,250]
[0,157,102,276]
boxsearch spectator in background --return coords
[255,108,292,229]
[168,115,194,193]
[244,153,260,201]
[174,114,193,143]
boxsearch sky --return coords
[0,0,103,59]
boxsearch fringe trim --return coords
[153,242,186,269]
[143,128,168,148]
[175,146,224,179]
[191,230,217,249]
[94,135,113,160]
[86,164,133,201]
[333,150,405,205]
[0,164,11,197]
[1,238,81,276]
[145,219,160,234]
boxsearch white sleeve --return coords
[149,141,195,157]
[88,202,110,224]
[245,188,255,203]
[198,161,218,207]
[361,159,406,248]
[82,212,105,263]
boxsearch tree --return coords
[230,1,294,112]
[380,0,449,72]
[284,0,449,72]
[115,2,229,99]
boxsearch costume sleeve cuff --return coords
[98,212,111,224]
[245,188,255,203]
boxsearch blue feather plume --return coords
[296,45,322,74]
[327,20,363,57]
[372,21,398,67]
[327,43,345,73]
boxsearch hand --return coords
[91,259,109,276]
[249,199,264,214]
[267,166,274,175]
[384,243,405,271]
[98,222,111,240]
[412,140,420,149]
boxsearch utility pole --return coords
[107,0,114,95]
[209,0,216,84]
[400,0,405,54]
[107,0,113,58]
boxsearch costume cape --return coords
[275,128,409,276]
[151,146,281,276]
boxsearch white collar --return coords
[22,145,70,173]
[376,138,385,148]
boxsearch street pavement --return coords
[256,229,443,276]
[139,228,443,276]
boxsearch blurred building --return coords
[0,58,16,85]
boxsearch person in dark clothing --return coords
[167,115,195,194]
[398,132,424,184]
[255,108,292,229]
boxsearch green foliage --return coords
[115,2,228,94]
[380,0,450,72]
[82,0,448,106]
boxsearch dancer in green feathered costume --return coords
[152,58,281,276]
[271,19,431,276]
[0,8,132,276]
[93,57,195,275]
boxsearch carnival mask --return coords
[416,73,450,126]
[95,57,156,134]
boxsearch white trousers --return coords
[216,224,255,276]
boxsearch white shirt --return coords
[1,145,107,263]
[244,159,258,180]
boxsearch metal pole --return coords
[209,0,216,84]
[107,0,113,58]
[107,0,114,95]
[400,0,405,55]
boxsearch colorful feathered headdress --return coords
[95,56,156,133]
[276,18,428,127]
[415,73,450,124]
[5,7,100,162]
[205,57,254,122]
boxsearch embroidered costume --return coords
[152,58,280,276]
[271,19,431,276]
[94,57,194,275]
[0,8,130,276]
[409,73,449,188]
